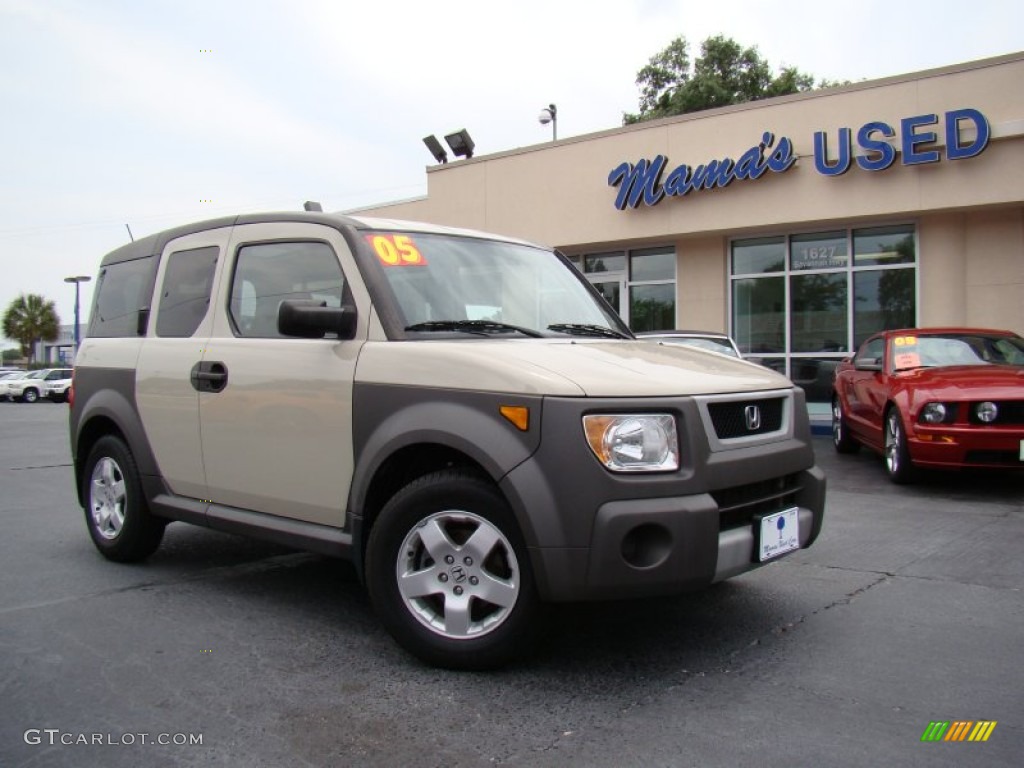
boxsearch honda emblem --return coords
[744,405,761,431]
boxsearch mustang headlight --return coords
[919,402,950,424]
[976,401,998,423]
[583,414,679,472]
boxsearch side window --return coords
[89,255,159,338]
[156,246,219,338]
[229,241,346,338]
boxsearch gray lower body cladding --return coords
[351,384,826,603]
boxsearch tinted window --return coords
[156,246,218,338]
[229,242,345,338]
[732,237,785,275]
[89,256,158,338]
[853,225,915,266]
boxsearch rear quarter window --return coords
[89,255,159,338]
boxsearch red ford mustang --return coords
[831,327,1024,482]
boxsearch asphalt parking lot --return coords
[1,401,1021,767]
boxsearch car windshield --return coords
[365,232,626,338]
[890,332,1024,371]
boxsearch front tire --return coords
[83,435,166,561]
[366,469,542,669]
[884,407,915,484]
[832,396,860,454]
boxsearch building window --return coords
[577,246,676,331]
[731,225,916,402]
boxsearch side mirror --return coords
[854,356,883,372]
[278,300,357,340]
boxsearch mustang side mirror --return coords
[854,356,883,372]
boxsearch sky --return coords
[1,0,1022,347]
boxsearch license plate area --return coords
[755,507,800,562]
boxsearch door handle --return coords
[190,361,228,393]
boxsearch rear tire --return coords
[83,435,165,562]
[366,469,542,669]
[21,388,39,403]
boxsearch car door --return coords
[197,222,368,527]
[843,336,888,446]
[136,228,230,500]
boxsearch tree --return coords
[3,294,61,366]
[624,35,846,124]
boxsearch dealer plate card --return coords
[758,507,800,562]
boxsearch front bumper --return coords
[521,466,824,602]
[910,425,1024,468]
[500,390,827,602]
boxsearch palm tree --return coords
[2,294,61,366]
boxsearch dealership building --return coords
[355,52,1024,413]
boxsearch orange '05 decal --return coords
[366,234,427,266]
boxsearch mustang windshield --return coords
[890,332,1024,371]
[364,232,627,338]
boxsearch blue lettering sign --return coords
[608,156,666,209]
[607,132,795,209]
[855,121,897,172]
[813,127,852,176]
[610,108,990,209]
[901,114,940,165]
[817,108,989,176]
[946,108,989,160]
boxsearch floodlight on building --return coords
[538,103,557,141]
[444,129,475,159]
[423,135,449,164]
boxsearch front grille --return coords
[964,450,1023,466]
[707,397,784,440]
[967,401,1024,426]
[711,473,803,531]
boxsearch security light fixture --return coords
[422,135,449,164]
[539,103,557,141]
[444,129,475,159]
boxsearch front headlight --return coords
[976,401,998,423]
[582,414,679,472]
[919,402,951,424]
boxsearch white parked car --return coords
[4,368,73,403]
[44,372,75,402]
[0,370,35,401]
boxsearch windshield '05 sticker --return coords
[366,234,427,266]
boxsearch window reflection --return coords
[790,273,848,353]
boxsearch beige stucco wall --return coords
[357,53,1024,335]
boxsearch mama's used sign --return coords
[608,108,989,210]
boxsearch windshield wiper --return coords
[547,323,629,339]
[404,320,544,338]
